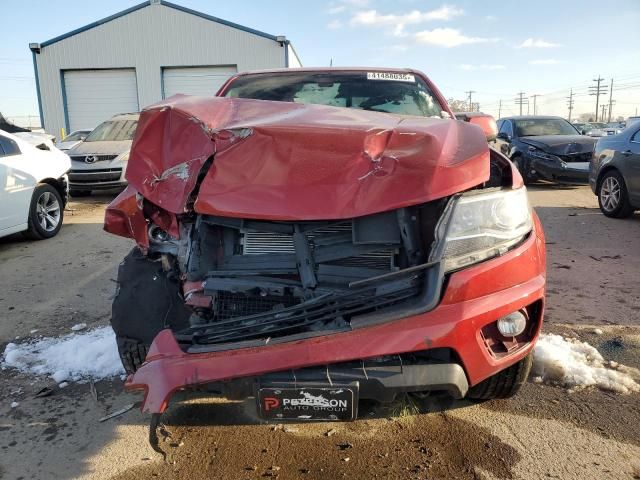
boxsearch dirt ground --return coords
[1,185,639,480]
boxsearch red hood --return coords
[125,95,489,220]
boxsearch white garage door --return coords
[64,69,139,132]
[162,66,237,98]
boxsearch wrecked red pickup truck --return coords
[105,68,545,427]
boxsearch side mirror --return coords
[496,132,510,141]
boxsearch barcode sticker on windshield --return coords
[367,72,415,83]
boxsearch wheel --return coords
[23,184,64,240]
[511,155,533,184]
[467,353,532,400]
[598,170,634,218]
[111,248,192,374]
[70,189,92,197]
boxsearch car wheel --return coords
[111,247,192,374]
[23,184,64,240]
[512,155,532,185]
[466,353,532,400]
[70,189,92,197]
[598,170,634,218]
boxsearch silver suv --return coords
[67,113,139,195]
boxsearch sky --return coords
[2,0,640,127]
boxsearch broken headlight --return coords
[432,187,533,272]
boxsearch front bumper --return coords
[527,155,590,184]
[68,160,128,190]
[126,214,546,414]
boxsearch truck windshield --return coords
[85,120,138,142]
[223,72,445,118]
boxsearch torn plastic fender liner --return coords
[122,95,490,221]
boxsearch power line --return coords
[465,90,476,112]
[589,76,607,122]
[514,92,528,116]
[567,89,575,121]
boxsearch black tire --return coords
[512,155,533,185]
[23,183,64,240]
[467,353,533,400]
[111,248,192,374]
[70,189,92,197]
[597,170,634,218]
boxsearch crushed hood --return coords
[520,135,596,156]
[126,95,490,220]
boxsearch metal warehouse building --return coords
[30,0,301,136]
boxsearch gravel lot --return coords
[1,185,639,480]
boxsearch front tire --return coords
[111,248,191,374]
[24,184,64,240]
[512,155,533,185]
[467,353,532,400]
[598,170,634,218]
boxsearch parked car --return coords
[589,122,640,218]
[627,116,640,128]
[55,129,91,151]
[579,122,622,137]
[66,113,139,196]
[105,68,545,440]
[0,129,70,240]
[494,116,596,184]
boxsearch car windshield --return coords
[514,118,579,136]
[63,131,89,142]
[223,72,445,118]
[84,120,137,142]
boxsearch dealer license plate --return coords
[257,384,358,421]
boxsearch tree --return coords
[578,112,596,122]
[447,98,468,112]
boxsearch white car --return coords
[55,129,91,151]
[0,129,71,240]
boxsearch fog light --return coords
[496,311,527,336]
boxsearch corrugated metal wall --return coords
[35,3,288,135]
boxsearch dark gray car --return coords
[589,124,640,218]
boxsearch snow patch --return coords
[533,333,640,394]
[71,323,87,331]
[2,327,124,382]
[11,402,19,408]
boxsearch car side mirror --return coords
[496,132,510,141]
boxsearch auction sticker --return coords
[367,72,415,82]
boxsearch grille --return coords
[69,168,123,183]
[70,154,118,163]
[215,291,298,320]
[193,279,421,345]
[559,152,593,163]
[242,223,396,270]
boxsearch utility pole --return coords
[465,90,476,112]
[567,89,574,121]
[515,92,527,116]
[607,78,614,122]
[498,99,502,119]
[531,94,540,115]
[589,76,607,122]
[601,104,607,121]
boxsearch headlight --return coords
[431,188,533,272]
[527,147,560,162]
[115,151,130,162]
